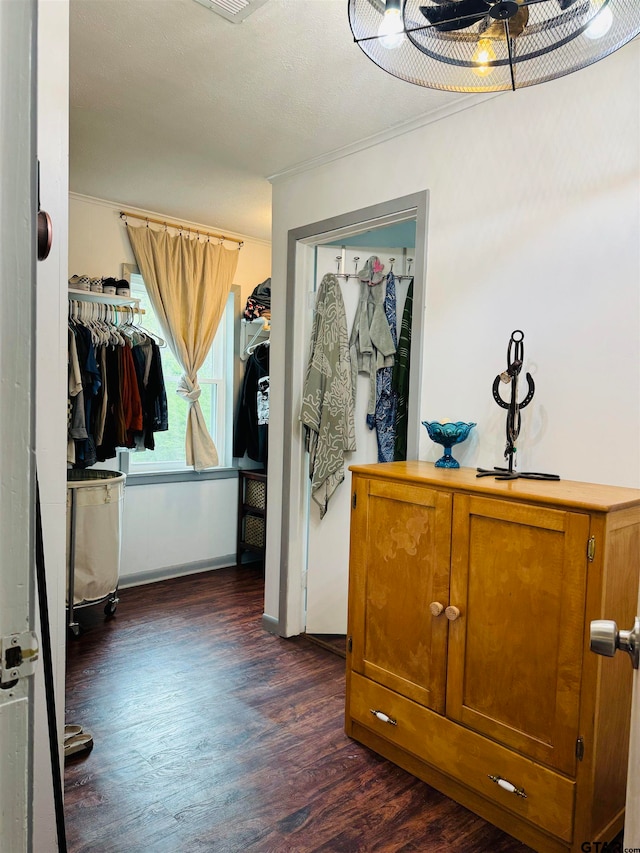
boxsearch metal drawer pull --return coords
[370,709,397,726]
[488,775,527,798]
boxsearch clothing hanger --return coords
[129,312,166,348]
[117,306,139,344]
[81,301,102,346]
[97,303,114,347]
[241,317,269,360]
[246,338,269,356]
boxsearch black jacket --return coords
[234,343,269,465]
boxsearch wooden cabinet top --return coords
[349,461,640,513]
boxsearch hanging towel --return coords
[300,273,356,519]
[392,278,413,461]
[368,271,398,462]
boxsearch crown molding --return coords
[268,92,502,184]
[68,192,272,247]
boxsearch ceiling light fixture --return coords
[348,0,640,92]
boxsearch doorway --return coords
[275,192,430,638]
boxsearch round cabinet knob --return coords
[445,605,461,622]
[429,602,444,617]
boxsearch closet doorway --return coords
[276,192,429,638]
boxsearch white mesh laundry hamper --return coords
[66,469,126,635]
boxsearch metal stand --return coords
[67,487,80,637]
[476,330,559,482]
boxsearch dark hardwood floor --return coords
[303,634,346,659]
[64,565,532,853]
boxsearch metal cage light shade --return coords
[348,0,640,92]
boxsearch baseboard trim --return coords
[261,613,281,635]
[119,554,238,588]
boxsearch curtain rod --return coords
[120,210,244,247]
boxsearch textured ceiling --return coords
[70,0,467,241]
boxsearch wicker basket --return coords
[245,477,266,510]
[243,514,265,548]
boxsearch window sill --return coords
[122,467,239,487]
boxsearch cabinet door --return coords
[447,494,590,775]
[348,476,452,714]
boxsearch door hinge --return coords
[352,492,357,510]
[576,736,585,761]
[0,632,39,689]
[347,636,353,653]
[587,536,596,562]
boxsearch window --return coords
[126,272,235,473]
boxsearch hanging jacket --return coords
[234,342,270,466]
[349,278,396,419]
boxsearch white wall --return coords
[266,43,640,631]
[120,478,238,583]
[34,1,69,848]
[68,194,271,582]
[69,194,271,306]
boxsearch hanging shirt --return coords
[73,325,101,468]
[257,375,270,426]
[67,327,87,465]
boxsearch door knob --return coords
[445,605,461,622]
[590,617,639,670]
[429,602,444,617]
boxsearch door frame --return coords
[270,191,429,637]
[0,0,37,848]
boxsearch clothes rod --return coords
[120,211,244,247]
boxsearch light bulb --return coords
[472,38,496,78]
[378,7,404,50]
[584,1,613,39]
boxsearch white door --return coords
[624,588,640,847]
[0,0,38,849]
[591,600,640,847]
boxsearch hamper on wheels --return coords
[66,470,126,636]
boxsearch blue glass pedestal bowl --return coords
[422,421,476,469]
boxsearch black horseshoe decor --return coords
[477,330,559,482]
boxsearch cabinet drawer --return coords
[349,672,575,843]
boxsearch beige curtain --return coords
[126,224,239,471]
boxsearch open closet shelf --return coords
[68,288,141,307]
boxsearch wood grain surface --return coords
[65,565,532,852]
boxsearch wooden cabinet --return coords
[346,462,640,853]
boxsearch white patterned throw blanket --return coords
[301,273,356,518]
